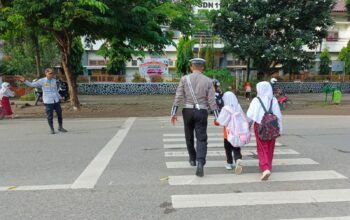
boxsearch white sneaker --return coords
[235,159,243,175]
[225,163,233,170]
[261,170,271,181]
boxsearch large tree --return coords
[0,0,199,110]
[338,40,350,74]
[212,0,335,75]
[320,48,331,75]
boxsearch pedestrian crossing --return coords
[166,158,318,169]
[165,148,299,157]
[159,117,350,219]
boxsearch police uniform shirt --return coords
[25,78,61,104]
[171,72,219,118]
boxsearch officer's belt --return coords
[184,104,208,110]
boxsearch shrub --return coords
[116,75,126,83]
[205,69,234,90]
[20,91,35,101]
[150,75,164,83]
[132,72,147,83]
[165,78,181,83]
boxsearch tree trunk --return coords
[53,31,80,110]
[30,32,41,79]
[61,55,80,110]
[246,57,251,82]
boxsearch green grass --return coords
[20,91,35,101]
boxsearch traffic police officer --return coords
[170,58,219,177]
[18,68,68,134]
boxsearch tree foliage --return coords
[176,37,194,76]
[212,0,335,74]
[320,48,331,75]
[204,69,233,90]
[68,37,84,80]
[0,28,60,77]
[338,40,350,74]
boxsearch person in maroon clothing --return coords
[0,82,15,118]
[247,81,282,181]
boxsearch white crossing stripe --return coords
[164,133,222,137]
[0,184,71,192]
[166,158,318,168]
[168,170,347,185]
[164,142,282,149]
[171,189,350,208]
[279,217,350,220]
[164,137,222,142]
[71,117,136,189]
[165,125,223,128]
[163,137,257,142]
[165,149,299,157]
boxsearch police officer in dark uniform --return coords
[171,58,219,177]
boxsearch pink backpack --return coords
[224,107,251,147]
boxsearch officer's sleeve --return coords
[171,77,185,116]
[208,82,219,119]
[24,79,42,88]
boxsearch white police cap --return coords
[190,58,206,65]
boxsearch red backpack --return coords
[257,97,280,140]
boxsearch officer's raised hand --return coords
[17,75,25,82]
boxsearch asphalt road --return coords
[0,115,350,220]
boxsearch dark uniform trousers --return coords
[182,108,208,165]
[45,102,63,129]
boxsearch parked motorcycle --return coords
[276,89,292,110]
[57,79,69,101]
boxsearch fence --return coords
[278,74,350,82]
[77,75,126,83]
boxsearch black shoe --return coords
[189,160,196,167]
[196,163,204,177]
[50,129,55,134]
[58,127,68,132]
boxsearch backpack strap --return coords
[268,99,273,113]
[257,97,268,113]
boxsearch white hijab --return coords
[0,82,14,99]
[246,81,282,131]
[217,91,245,126]
[223,91,240,111]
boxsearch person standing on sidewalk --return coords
[244,81,252,101]
[170,58,219,177]
[247,81,282,181]
[17,68,68,134]
[0,82,16,118]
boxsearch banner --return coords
[140,58,169,76]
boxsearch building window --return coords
[227,60,234,66]
[132,60,138,66]
[89,60,97,66]
[326,31,339,41]
[234,59,241,66]
[169,60,175,66]
[89,60,106,66]
[97,60,106,65]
